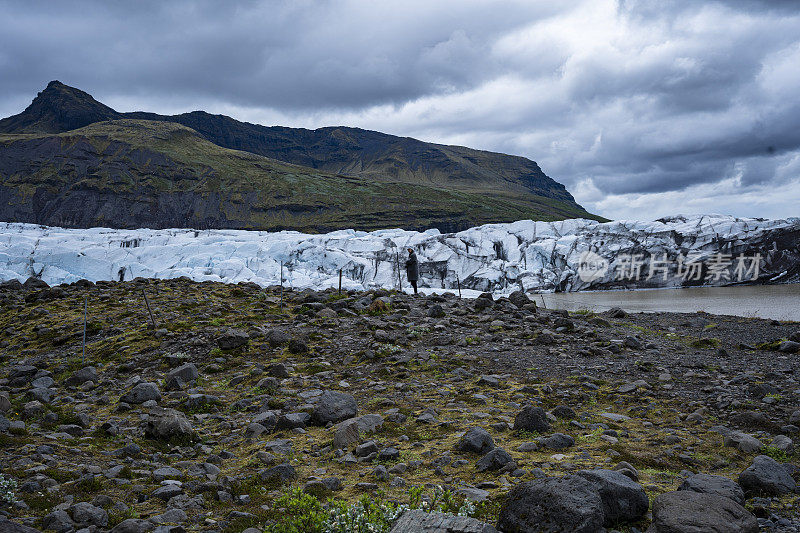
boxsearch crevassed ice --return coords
[0,214,797,295]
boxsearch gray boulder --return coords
[217,328,249,349]
[390,509,498,532]
[69,502,108,528]
[476,448,513,472]
[166,363,198,386]
[456,427,495,455]
[550,405,577,420]
[276,412,311,429]
[778,340,800,353]
[508,290,532,309]
[110,519,154,533]
[120,382,161,404]
[311,391,357,425]
[678,473,745,505]
[259,463,297,484]
[497,476,604,533]
[576,469,649,525]
[738,454,797,496]
[0,393,10,413]
[647,491,757,533]
[265,329,291,347]
[64,366,98,387]
[539,433,575,451]
[144,408,194,441]
[41,511,73,533]
[513,404,550,433]
[333,414,384,449]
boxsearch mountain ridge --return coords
[0,81,604,232]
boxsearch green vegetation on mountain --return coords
[0,81,604,231]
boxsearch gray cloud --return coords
[1,0,799,220]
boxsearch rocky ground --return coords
[0,277,798,533]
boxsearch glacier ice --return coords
[1,214,798,294]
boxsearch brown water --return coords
[537,284,800,322]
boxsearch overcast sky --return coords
[2,0,800,221]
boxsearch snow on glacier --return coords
[0,214,798,294]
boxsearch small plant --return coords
[762,446,790,462]
[578,427,604,443]
[375,343,402,358]
[0,474,17,504]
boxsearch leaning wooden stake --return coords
[82,297,87,361]
[338,269,343,295]
[395,252,403,292]
[456,274,462,299]
[280,261,284,310]
[142,289,156,329]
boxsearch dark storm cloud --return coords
[0,0,557,109]
[1,0,799,219]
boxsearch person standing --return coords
[405,248,419,295]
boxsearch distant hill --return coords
[0,81,604,231]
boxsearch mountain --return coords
[0,81,603,231]
[0,81,121,134]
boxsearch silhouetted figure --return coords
[405,248,419,295]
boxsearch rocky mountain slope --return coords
[0,82,601,232]
[0,278,798,532]
[2,215,798,292]
[0,120,592,233]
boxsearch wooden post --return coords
[280,261,284,310]
[82,297,87,361]
[338,268,342,295]
[456,274,462,299]
[396,252,403,292]
[142,289,156,329]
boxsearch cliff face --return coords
[0,120,596,232]
[0,82,601,232]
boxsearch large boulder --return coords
[217,329,249,350]
[390,509,498,532]
[64,366,98,387]
[311,391,357,425]
[513,404,550,433]
[476,448,513,472]
[576,469,649,525]
[144,408,194,441]
[41,511,73,533]
[69,502,108,528]
[539,433,575,451]
[678,473,745,506]
[166,363,198,388]
[647,491,757,533]
[508,290,532,309]
[258,463,297,485]
[120,382,161,404]
[456,427,495,455]
[497,476,605,533]
[738,455,797,496]
[110,519,154,533]
[265,329,291,348]
[0,393,10,413]
[333,414,384,449]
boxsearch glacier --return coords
[1,214,798,295]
